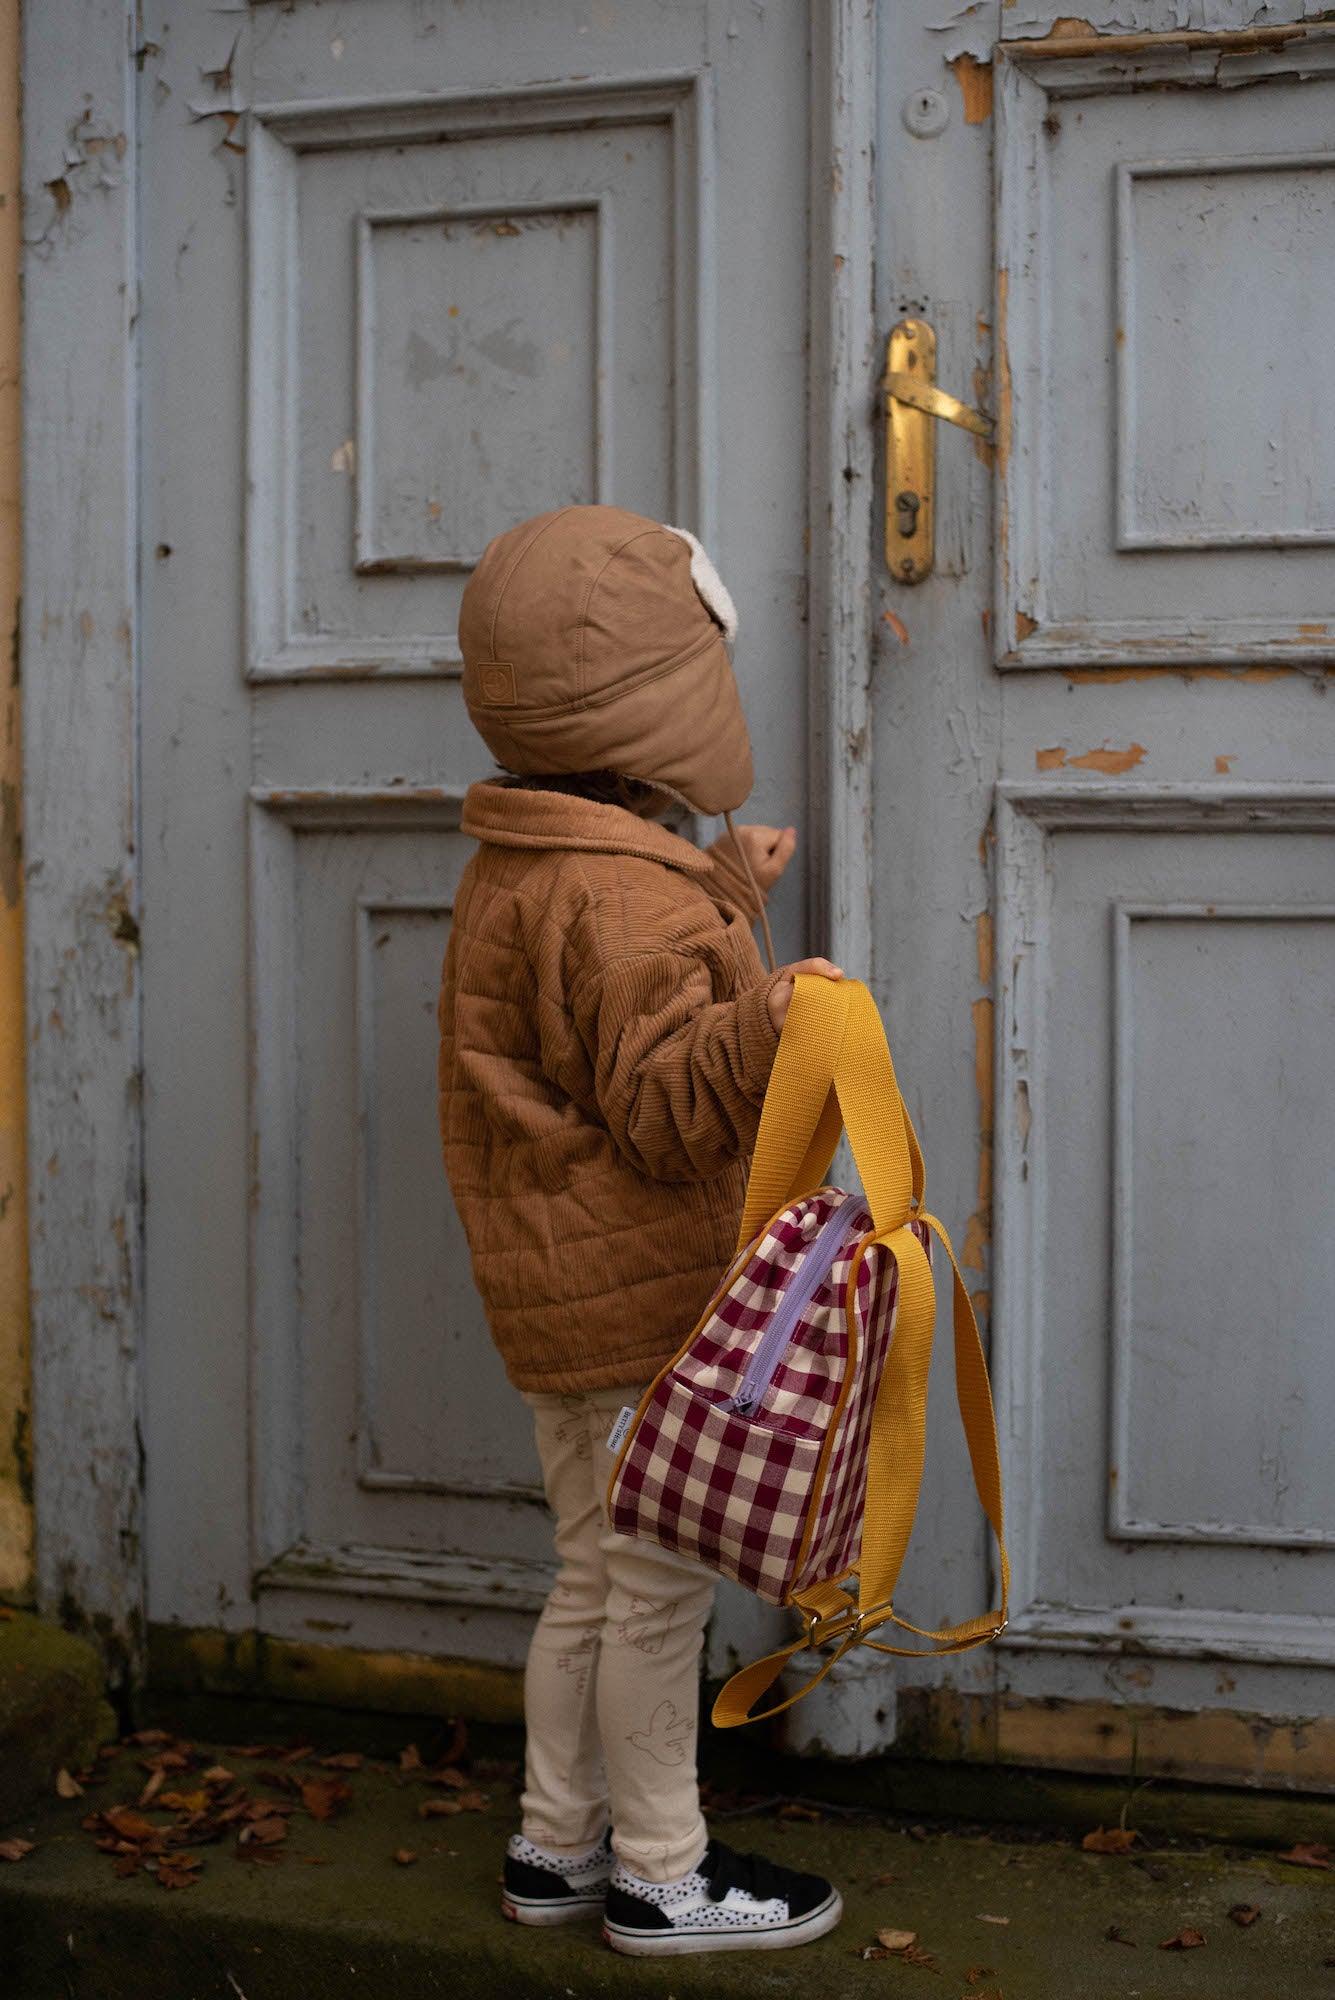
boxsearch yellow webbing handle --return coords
[734,974,853,1251]
[712,980,1008,1728]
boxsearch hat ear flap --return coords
[661,523,738,643]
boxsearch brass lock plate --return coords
[884,318,936,586]
[884,318,995,585]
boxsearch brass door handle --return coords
[883,318,994,584]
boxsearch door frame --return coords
[21,0,143,1694]
[21,0,877,1687]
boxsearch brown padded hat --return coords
[458,504,754,816]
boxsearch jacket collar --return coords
[461,779,712,878]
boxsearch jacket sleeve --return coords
[700,831,766,917]
[568,910,787,1183]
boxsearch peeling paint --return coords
[1064,663,1326,686]
[1015,609,1038,643]
[991,270,1011,484]
[882,608,910,646]
[1214,754,1235,774]
[1036,742,1147,775]
[963,995,995,1277]
[948,51,993,122]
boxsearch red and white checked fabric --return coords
[607,1186,930,1606]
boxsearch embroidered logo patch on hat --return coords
[477,662,517,705]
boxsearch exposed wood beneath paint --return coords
[900,1685,1335,1794]
[1001,22,1331,63]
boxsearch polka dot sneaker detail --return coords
[602,1837,842,1955]
[501,1829,613,1926]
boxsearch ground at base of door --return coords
[2,1734,1332,1999]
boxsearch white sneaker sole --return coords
[603,1888,843,1956]
[502,1891,605,1927]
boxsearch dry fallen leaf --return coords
[901,1942,938,1969]
[976,1913,1010,1926]
[419,1798,463,1819]
[876,1928,917,1951]
[138,1768,166,1807]
[1105,1924,1136,1947]
[126,1729,173,1747]
[399,1743,422,1772]
[55,1768,84,1799]
[158,1790,209,1814]
[1277,1843,1331,1870]
[1082,1825,1139,1854]
[963,1970,995,1987]
[299,1776,352,1821]
[393,1847,418,1866]
[777,1800,823,1821]
[1228,1903,1261,1927]
[427,1767,470,1791]
[0,1838,35,1862]
[319,1752,363,1771]
[871,1870,898,1887]
[152,1852,202,1890]
[1159,1927,1207,1951]
[101,1805,158,1844]
[237,1815,288,1848]
[202,1764,235,1787]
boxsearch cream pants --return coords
[521,1382,717,1883]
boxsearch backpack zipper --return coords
[724,1198,856,1417]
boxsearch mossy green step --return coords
[0,1610,116,1822]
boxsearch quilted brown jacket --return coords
[437,779,787,1393]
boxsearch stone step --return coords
[3,1727,1331,1999]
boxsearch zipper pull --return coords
[731,1379,759,1415]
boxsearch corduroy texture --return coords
[437,780,788,1394]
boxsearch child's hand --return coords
[731,823,797,894]
[767,958,844,1034]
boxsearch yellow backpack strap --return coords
[854,1211,1008,1658]
[734,973,853,1251]
[712,985,1008,1728]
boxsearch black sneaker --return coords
[501,1829,612,1926]
[602,1836,842,1955]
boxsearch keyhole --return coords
[895,490,921,538]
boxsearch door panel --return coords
[997,39,1335,666]
[873,0,1335,1776]
[141,2,811,1670]
[998,803,1335,1662]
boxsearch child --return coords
[437,504,845,1956]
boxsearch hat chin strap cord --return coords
[722,809,778,975]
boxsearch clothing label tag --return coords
[606,1405,636,1455]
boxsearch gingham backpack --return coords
[606,974,1009,1727]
